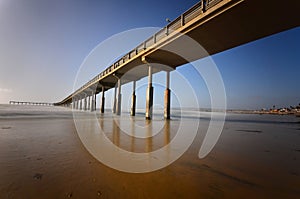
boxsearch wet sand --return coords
[0,105,299,198]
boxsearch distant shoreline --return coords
[1,104,300,117]
[228,109,300,117]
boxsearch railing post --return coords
[165,26,169,36]
[202,0,207,13]
[181,14,185,26]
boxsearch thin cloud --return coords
[0,88,13,92]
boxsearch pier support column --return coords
[91,93,95,112]
[113,85,117,113]
[101,86,105,113]
[130,81,136,116]
[72,99,75,109]
[74,99,77,109]
[87,95,90,111]
[145,65,153,120]
[94,93,97,111]
[79,97,83,110]
[164,71,171,120]
[84,94,87,111]
[116,79,122,115]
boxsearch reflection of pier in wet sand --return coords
[100,117,172,153]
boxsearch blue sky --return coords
[0,0,299,110]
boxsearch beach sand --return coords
[0,105,299,198]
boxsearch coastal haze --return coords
[1,0,300,198]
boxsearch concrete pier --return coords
[9,101,53,106]
[145,65,153,120]
[53,0,300,121]
[164,71,171,119]
[130,81,136,116]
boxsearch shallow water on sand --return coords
[0,105,299,198]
